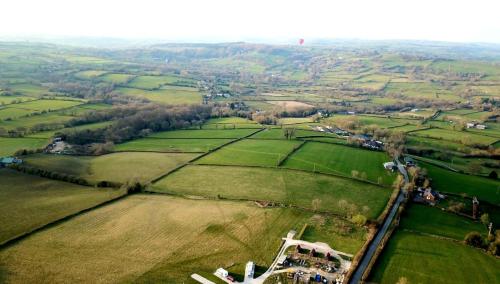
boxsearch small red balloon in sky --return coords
[299,38,304,45]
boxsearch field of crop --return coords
[369,231,500,284]
[114,138,232,152]
[116,87,202,105]
[99,73,135,84]
[149,128,258,139]
[283,142,395,185]
[152,165,392,218]
[411,128,498,145]
[195,139,302,167]
[421,162,500,204]
[23,152,198,183]
[0,169,124,244]
[0,195,366,283]
[0,137,48,156]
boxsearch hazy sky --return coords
[1,0,499,43]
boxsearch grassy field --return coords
[411,128,498,145]
[326,115,412,129]
[369,231,500,284]
[249,128,333,139]
[0,195,366,283]
[400,204,486,240]
[126,75,181,89]
[0,95,36,105]
[73,70,108,79]
[195,139,303,167]
[0,169,125,244]
[203,117,258,124]
[116,87,202,105]
[114,138,232,152]
[0,137,48,156]
[421,162,500,205]
[152,165,392,219]
[99,73,135,84]
[149,129,258,139]
[283,142,395,185]
[25,121,113,139]
[23,152,198,183]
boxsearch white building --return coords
[245,261,255,280]
[215,268,228,278]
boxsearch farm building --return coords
[466,122,487,129]
[383,162,396,171]
[0,157,23,167]
[215,268,228,278]
[245,261,255,280]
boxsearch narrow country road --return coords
[348,159,408,284]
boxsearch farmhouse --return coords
[0,157,23,167]
[413,187,444,205]
[383,162,396,171]
[466,122,487,130]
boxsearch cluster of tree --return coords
[49,81,114,99]
[62,104,212,145]
[464,214,499,256]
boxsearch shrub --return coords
[464,231,485,248]
[488,241,500,256]
[351,214,367,227]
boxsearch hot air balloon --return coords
[299,38,304,45]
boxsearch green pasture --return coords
[114,138,232,153]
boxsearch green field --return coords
[99,73,135,84]
[0,95,36,105]
[0,137,48,156]
[114,138,232,152]
[116,87,202,105]
[25,121,113,139]
[369,231,500,284]
[0,169,125,244]
[73,70,108,79]
[400,204,486,240]
[326,114,413,129]
[0,195,366,283]
[283,142,395,185]
[421,162,500,204]
[203,117,258,124]
[152,165,392,219]
[149,128,258,139]
[411,128,498,145]
[126,75,182,89]
[195,139,303,167]
[249,128,333,139]
[23,152,198,183]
